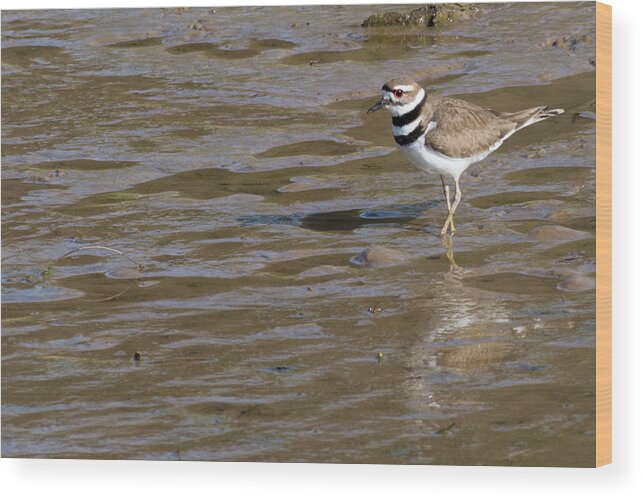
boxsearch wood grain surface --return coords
[596,1,612,468]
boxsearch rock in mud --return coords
[362,4,481,28]
[551,269,595,292]
[548,207,592,222]
[560,274,595,292]
[350,246,409,267]
[438,342,512,369]
[527,225,589,242]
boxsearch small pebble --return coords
[527,225,588,242]
[351,246,409,268]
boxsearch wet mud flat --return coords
[2,4,596,465]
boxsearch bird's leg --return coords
[448,178,462,234]
[440,175,452,213]
[439,176,453,237]
[440,178,462,236]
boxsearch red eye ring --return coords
[394,89,404,98]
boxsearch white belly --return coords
[401,139,491,181]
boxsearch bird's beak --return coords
[367,98,385,114]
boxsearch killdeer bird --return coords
[367,78,564,236]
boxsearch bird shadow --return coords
[238,201,439,232]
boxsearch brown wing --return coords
[426,97,517,158]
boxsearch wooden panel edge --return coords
[595,1,612,468]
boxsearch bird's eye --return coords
[394,89,404,98]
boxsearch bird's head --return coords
[367,78,424,117]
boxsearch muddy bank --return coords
[2,4,596,466]
[362,3,482,28]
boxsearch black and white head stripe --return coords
[392,92,427,127]
[387,88,426,117]
[390,88,429,146]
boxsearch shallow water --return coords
[2,4,596,465]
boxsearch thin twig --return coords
[52,244,144,302]
[56,245,143,270]
[434,422,456,434]
[80,278,139,303]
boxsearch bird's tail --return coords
[507,106,565,131]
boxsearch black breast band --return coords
[394,124,426,146]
